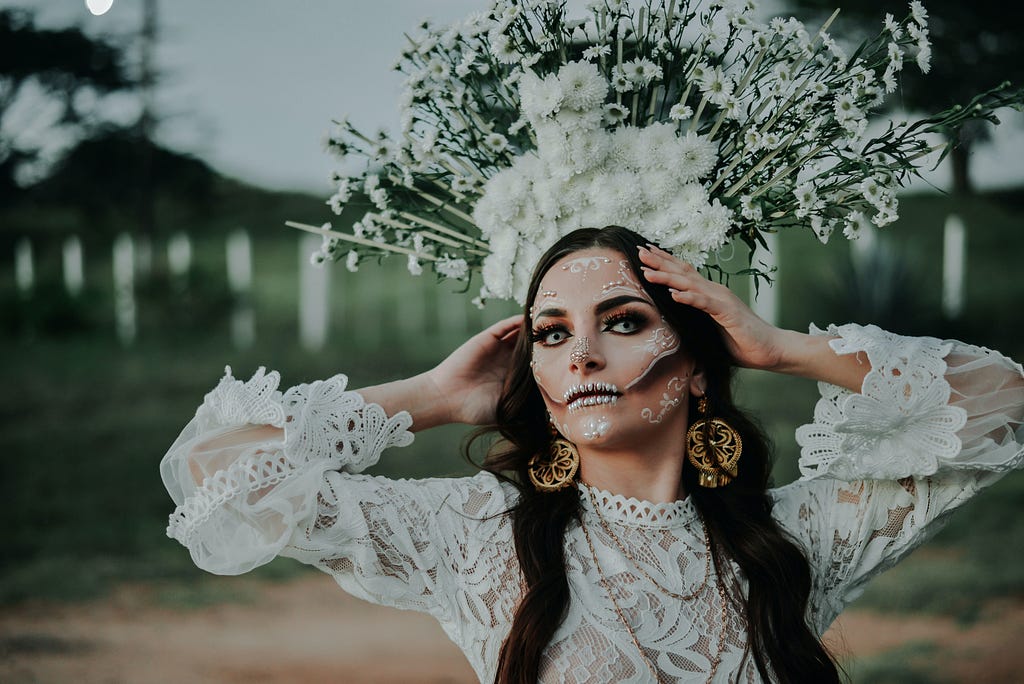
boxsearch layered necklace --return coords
[579,485,730,682]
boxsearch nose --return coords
[568,335,605,374]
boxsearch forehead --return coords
[537,248,624,296]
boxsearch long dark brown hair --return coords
[475,226,840,683]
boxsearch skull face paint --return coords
[530,247,698,447]
[640,376,689,424]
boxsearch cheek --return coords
[621,323,681,389]
[638,376,689,424]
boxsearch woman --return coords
[163,226,1024,682]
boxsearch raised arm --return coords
[637,243,870,390]
[162,316,522,583]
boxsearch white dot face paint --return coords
[529,247,697,449]
[581,415,611,441]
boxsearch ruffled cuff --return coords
[795,323,969,481]
[163,367,414,566]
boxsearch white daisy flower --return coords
[484,132,510,153]
[669,103,693,121]
[582,44,611,62]
[603,103,630,124]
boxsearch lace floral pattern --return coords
[162,326,1024,681]
[796,323,968,480]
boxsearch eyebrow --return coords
[534,295,653,320]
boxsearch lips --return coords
[563,382,621,412]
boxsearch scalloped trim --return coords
[578,482,698,529]
[797,323,968,480]
[196,366,286,431]
[167,450,296,545]
[170,368,415,546]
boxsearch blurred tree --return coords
[29,126,216,238]
[788,0,1024,195]
[0,8,136,203]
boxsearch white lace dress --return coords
[161,324,1024,683]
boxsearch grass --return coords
[1,184,1022,614]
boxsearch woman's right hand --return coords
[426,315,523,425]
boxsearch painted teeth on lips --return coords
[563,382,621,413]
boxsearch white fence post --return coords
[942,214,966,319]
[299,234,329,351]
[63,235,84,297]
[15,237,33,299]
[167,231,191,291]
[113,233,136,346]
[750,231,778,327]
[227,229,255,349]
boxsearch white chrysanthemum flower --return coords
[882,66,898,94]
[481,228,517,299]
[326,192,345,215]
[884,13,902,39]
[743,128,763,150]
[860,177,883,206]
[669,103,693,120]
[426,58,450,82]
[700,67,734,105]
[772,62,792,86]
[833,92,860,121]
[406,254,423,276]
[910,0,928,26]
[558,61,608,112]
[519,71,563,119]
[344,250,359,272]
[794,182,821,217]
[371,188,389,211]
[843,210,869,239]
[677,132,718,180]
[451,175,475,194]
[887,42,904,68]
[484,132,510,153]
[437,256,469,280]
[309,250,327,266]
[603,103,630,125]
[916,42,932,73]
[740,194,763,221]
[490,33,522,64]
[582,44,611,62]
[762,131,781,149]
[610,66,633,92]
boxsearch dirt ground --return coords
[2,574,1022,683]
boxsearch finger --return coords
[638,249,699,281]
[640,265,700,291]
[488,314,524,341]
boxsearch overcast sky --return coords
[9,0,1024,195]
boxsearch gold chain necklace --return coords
[579,488,731,682]
[585,485,711,601]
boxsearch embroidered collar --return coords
[577,482,699,529]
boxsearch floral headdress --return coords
[293,0,1021,305]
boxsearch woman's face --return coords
[529,247,702,447]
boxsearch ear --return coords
[689,364,708,397]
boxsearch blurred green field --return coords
[1,182,1022,648]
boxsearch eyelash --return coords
[529,310,649,346]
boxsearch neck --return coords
[576,430,687,504]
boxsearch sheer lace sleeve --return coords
[161,366,415,574]
[773,324,1024,632]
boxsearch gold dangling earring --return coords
[686,396,743,488]
[528,422,580,492]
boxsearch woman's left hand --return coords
[638,244,785,371]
